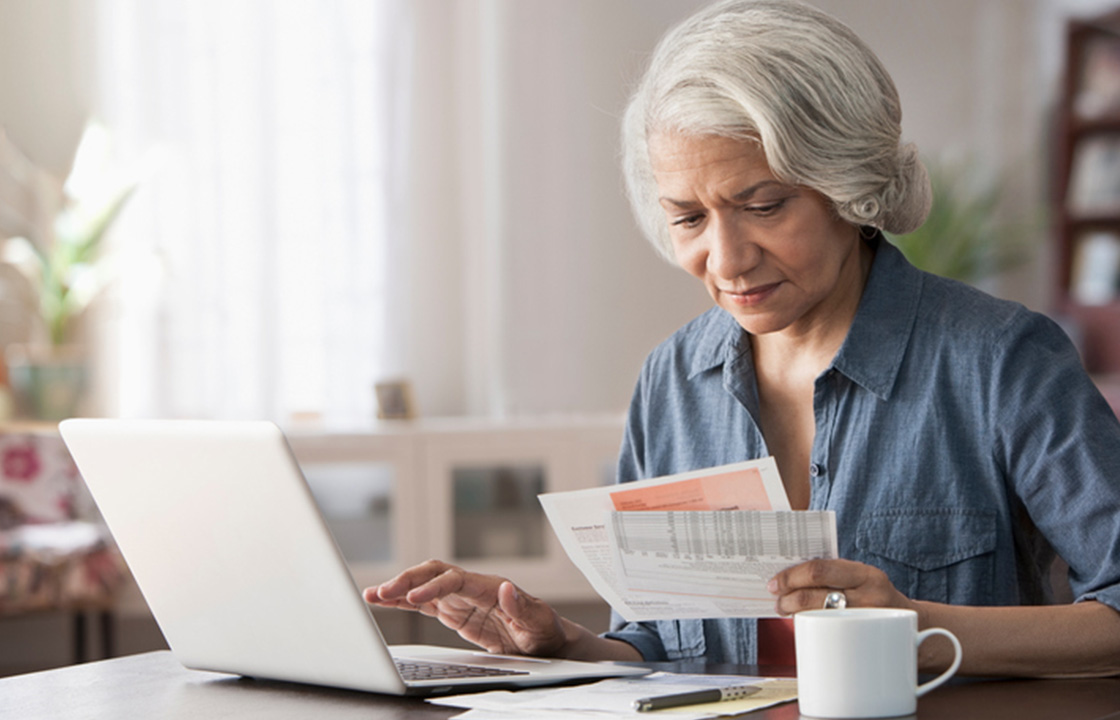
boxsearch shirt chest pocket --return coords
[854,508,998,605]
[656,619,707,660]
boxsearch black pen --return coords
[633,683,762,712]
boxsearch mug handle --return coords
[915,628,963,697]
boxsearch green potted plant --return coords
[1,121,135,421]
[886,160,1035,284]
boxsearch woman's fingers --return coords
[772,586,852,616]
[769,558,861,595]
[364,561,513,619]
[497,582,552,632]
[496,581,567,655]
[768,559,911,615]
[364,561,568,656]
[365,559,452,603]
[365,560,498,608]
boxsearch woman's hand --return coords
[767,558,916,616]
[363,560,571,657]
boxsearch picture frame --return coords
[374,379,416,420]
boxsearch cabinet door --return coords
[287,431,422,590]
[420,423,622,602]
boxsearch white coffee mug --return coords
[794,608,962,719]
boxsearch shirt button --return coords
[809,463,822,478]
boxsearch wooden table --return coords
[4,651,1120,719]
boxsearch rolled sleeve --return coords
[990,312,1120,611]
[602,612,668,661]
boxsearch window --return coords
[93,0,412,423]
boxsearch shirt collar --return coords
[830,236,922,400]
[685,235,922,400]
[687,307,747,380]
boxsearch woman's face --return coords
[650,133,866,340]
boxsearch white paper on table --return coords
[539,458,838,621]
[429,672,796,719]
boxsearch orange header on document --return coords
[608,468,772,512]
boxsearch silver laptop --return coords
[59,418,647,695]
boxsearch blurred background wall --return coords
[0,0,1112,417]
[2,0,1120,680]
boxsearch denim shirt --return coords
[604,237,1120,663]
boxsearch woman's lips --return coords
[721,282,780,306]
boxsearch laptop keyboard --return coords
[395,658,531,682]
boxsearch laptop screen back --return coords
[60,419,408,694]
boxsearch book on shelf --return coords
[1076,34,1120,120]
[1071,231,1120,305]
[1068,136,1120,215]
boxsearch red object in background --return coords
[756,617,796,667]
[2,441,42,482]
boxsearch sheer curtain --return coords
[93,0,411,423]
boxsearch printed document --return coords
[429,672,799,719]
[539,458,838,621]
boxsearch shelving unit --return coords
[1055,8,1120,373]
[284,415,625,603]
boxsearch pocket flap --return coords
[856,508,997,571]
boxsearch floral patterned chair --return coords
[0,425,125,663]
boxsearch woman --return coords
[365,0,1120,676]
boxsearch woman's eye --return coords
[746,199,786,216]
[671,213,704,228]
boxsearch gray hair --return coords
[622,0,932,261]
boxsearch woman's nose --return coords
[706,216,759,279]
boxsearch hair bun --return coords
[878,143,932,235]
[851,196,881,222]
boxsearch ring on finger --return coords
[823,590,847,610]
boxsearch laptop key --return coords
[395,659,530,681]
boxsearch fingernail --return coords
[767,579,778,594]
